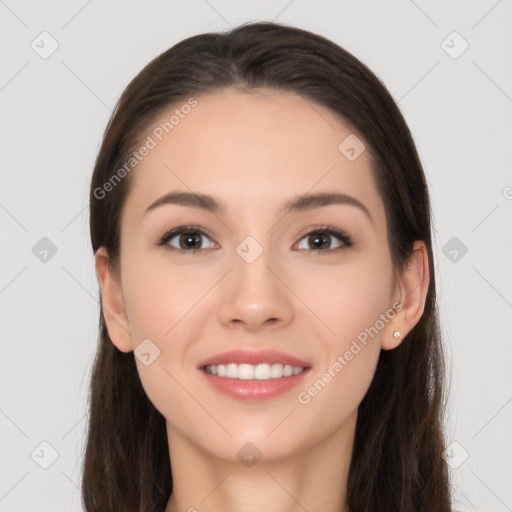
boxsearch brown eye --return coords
[306,232,332,250]
[296,227,353,252]
[158,226,216,253]
[176,232,203,250]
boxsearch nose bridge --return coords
[216,232,294,330]
[233,233,280,303]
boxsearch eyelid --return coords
[293,225,353,252]
[156,224,353,253]
[156,224,217,250]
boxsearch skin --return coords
[95,87,429,512]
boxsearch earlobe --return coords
[382,240,430,350]
[95,247,133,353]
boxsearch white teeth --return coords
[270,363,284,378]
[255,364,271,380]
[225,363,238,378]
[204,363,306,380]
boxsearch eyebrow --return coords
[144,191,373,223]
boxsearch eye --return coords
[156,224,353,255]
[157,225,216,254]
[295,226,353,253]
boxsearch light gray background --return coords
[1,1,511,510]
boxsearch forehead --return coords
[122,88,384,224]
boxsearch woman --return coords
[83,21,451,511]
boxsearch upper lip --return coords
[197,349,311,368]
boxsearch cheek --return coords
[296,342,379,444]
[292,256,391,412]
[290,253,393,345]
[122,254,214,343]
[121,269,198,424]
[120,254,217,420]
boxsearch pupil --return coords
[310,233,330,249]
[181,232,200,249]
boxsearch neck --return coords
[164,412,356,512]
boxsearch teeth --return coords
[204,363,306,380]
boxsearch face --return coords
[103,88,404,463]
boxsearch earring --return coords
[393,331,402,340]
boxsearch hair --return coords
[83,21,451,511]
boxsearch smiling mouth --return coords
[202,362,309,381]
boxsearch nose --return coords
[217,247,295,332]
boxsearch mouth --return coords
[197,349,312,401]
[202,362,308,380]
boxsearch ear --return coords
[94,247,133,353]
[382,240,430,350]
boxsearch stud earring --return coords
[393,331,402,340]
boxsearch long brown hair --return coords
[84,21,451,511]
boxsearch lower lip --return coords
[199,367,311,401]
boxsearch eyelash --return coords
[155,224,353,255]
